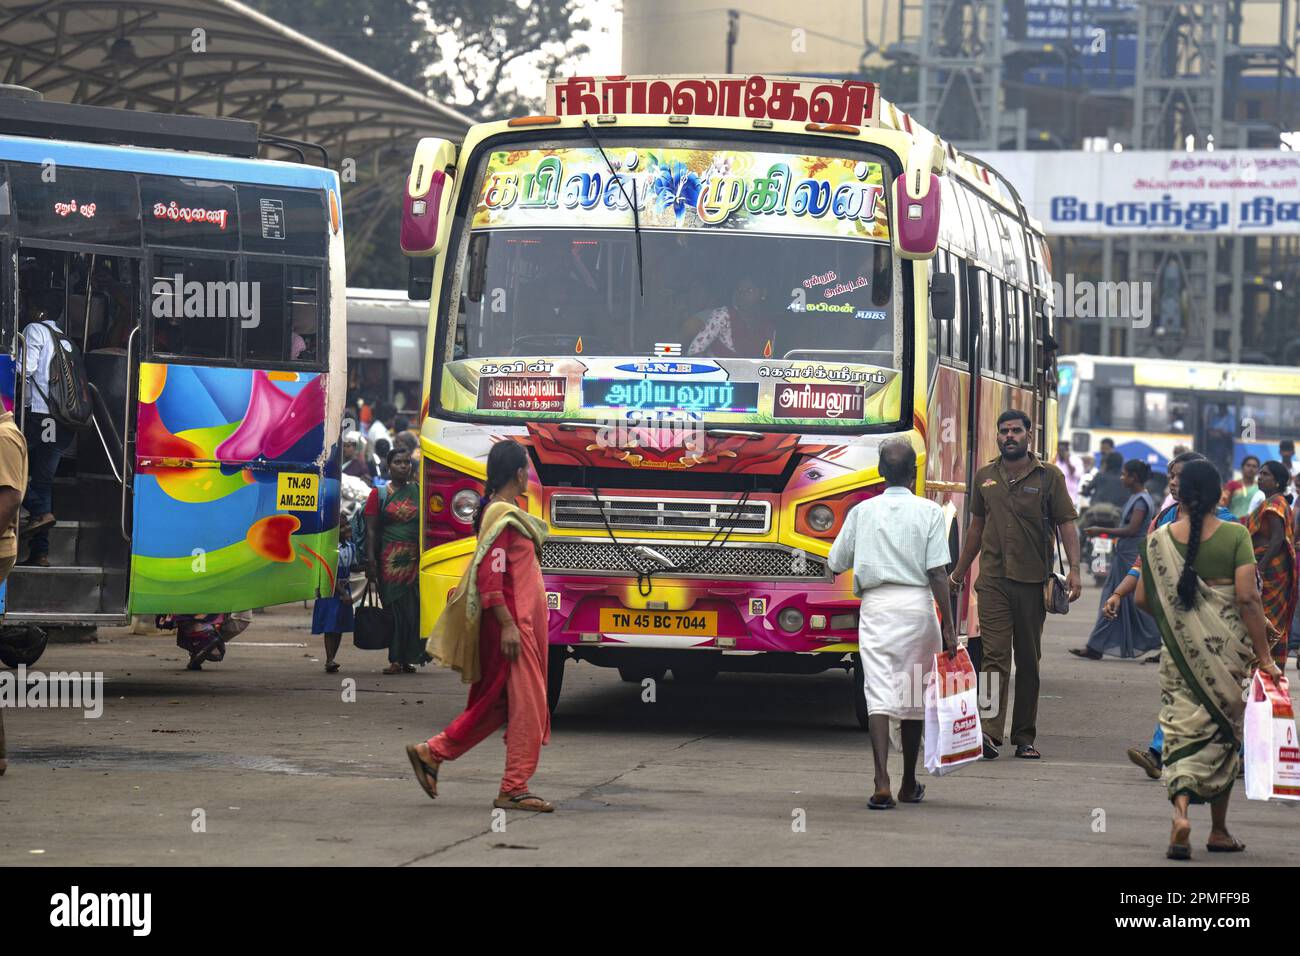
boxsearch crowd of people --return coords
[1054,433,1297,858]
[313,399,425,675]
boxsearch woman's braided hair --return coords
[1174,460,1222,611]
[474,440,528,533]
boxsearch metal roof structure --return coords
[0,0,474,273]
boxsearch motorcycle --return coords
[1079,502,1122,587]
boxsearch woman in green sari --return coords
[365,449,426,674]
[1136,460,1282,860]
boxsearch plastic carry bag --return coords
[924,646,983,776]
[1244,670,1300,801]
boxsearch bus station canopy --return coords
[0,0,474,260]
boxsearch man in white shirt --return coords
[828,439,957,809]
[367,401,394,448]
[20,294,76,567]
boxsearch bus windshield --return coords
[439,138,905,430]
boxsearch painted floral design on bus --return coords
[130,362,338,614]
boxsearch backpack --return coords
[31,322,93,429]
[349,484,389,562]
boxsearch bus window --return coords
[949,255,966,364]
[1005,284,1019,381]
[390,327,422,415]
[243,261,322,365]
[10,164,141,248]
[987,276,1004,375]
[1095,385,1139,429]
[932,250,948,358]
[1241,395,1282,438]
[141,177,239,251]
[1019,290,1029,382]
[237,186,327,258]
[149,253,232,359]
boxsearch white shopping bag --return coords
[1244,671,1300,801]
[924,646,983,776]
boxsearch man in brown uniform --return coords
[0,403,29,776]
[949,409,1081,760]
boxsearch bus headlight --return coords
[450,489,480,524]
[777,608,805,633]
[807,504,835,533]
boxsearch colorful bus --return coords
[401,75,1057,722]
[1059,354,1300,479]
[0,90,344,665]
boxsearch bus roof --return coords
[1061,353,1300,393]
[0,129,337,192]
[0,96,258,158]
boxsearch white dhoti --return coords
[857,583,942,721]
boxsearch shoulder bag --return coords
[1042,478,1071,615]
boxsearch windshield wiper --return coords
[582,119,644,297]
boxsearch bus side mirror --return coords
[401,137,457,257]
[408,258,434,301]
[891,141,943,260]
[931,272,956,321]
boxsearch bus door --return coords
[1198,396,1240,481]
[8,244,137,625]
[128,254,333,615]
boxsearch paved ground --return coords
[2,584,1297,867]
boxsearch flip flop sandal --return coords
[18,514,55,538]
[1015,745,1042,759]
[867,793,897,810]
[1206,839,1246,853]
[982,734,1000,759]
[1166,843,1192,860]
[382,664,402,675]
[899,784,926,804]
[324,662,341,673]
[493,792,554,813]
[404,745,439,800]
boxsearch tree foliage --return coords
[240,0,592,288]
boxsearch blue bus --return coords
[0,88,345,666]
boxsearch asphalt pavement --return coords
[2,583,1297,866]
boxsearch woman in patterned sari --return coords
[1244,460,1296,668]
[1136,460,1281,860]
[365,448,425,674]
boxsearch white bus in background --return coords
[1059,354,1300,480]
[345,288,427,419]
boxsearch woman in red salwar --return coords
[405,441,554,812]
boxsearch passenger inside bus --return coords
[18,288,76,567]
[684,275,772,357]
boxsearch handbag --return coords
[1042,484,1071,615]
[352,580,394,650]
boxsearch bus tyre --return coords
[851,654,870,730]
[0,626,48,668]
[546,646,566,714]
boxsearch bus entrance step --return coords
[27,521,128,569]
[5,565,127,617]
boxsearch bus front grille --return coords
[550,494,770,534]
[540,540,829,580]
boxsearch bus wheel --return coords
[0,626,48,668]
[546,646,566,714]
[618,666,667,684]
[851,655,870,730]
